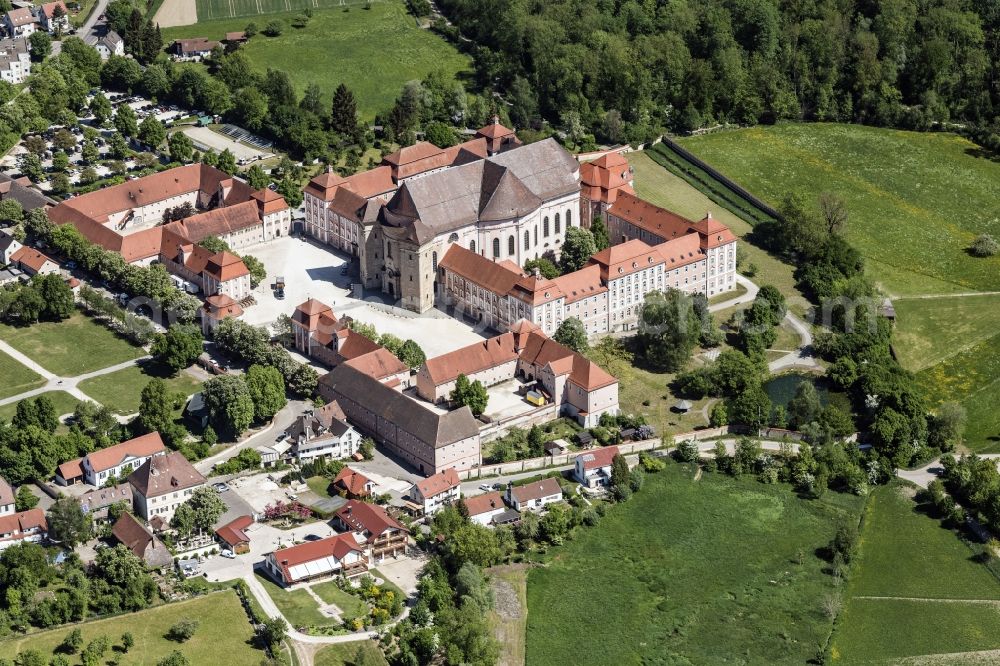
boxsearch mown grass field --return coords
[0,591,261,664]
[255,573,340,629]
[0,348,45,399]
[77,363,204,415]
[162,1,471,119]
[0,390,81,424]
[892,294,1000,373]
[628,150,808,315]
[914,332,1000,453]
[526,464,865,665]
[830,485,1000,664]
[310,580,368,618]
[0,312,145,377]
[315,640,387,666]
[680,123,1000,298]
[196,0,373,21]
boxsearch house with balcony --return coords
[333,500,409,562]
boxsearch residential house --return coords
[215,515,253,554]
[94,29,124,59]
[410,467,461,516]
[333,500,409,562]
[170,38,219,60]
[0,37,30,84]
[128,451,207,522]
[79,483,133,524]
[506,478,563,512]
[37,1,68,33]
[111,513,172,568]
[0,508,46,550]
[285,402,361,463]
[0,172,56,211]
[264,533,367,585]
[318,364,481,475]
[574,445,620,489]
[10,245,58,276]
[3,8,36,38]
[331,467,375,499]
[463,491,507,526]
[0,477,14,516]
[57,432,167,487]
[256,439,291,468]
[0,232,21,265]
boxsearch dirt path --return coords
[153,0,198,28]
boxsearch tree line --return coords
[436,0,1000,144]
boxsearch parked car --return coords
[478,484,491,492]
[303,534,322,542]
[212,482,230,492]
[220,550,236,559]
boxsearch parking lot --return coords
[242,235,487,358]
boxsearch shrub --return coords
[166,619,199,642]
[970,233,999,257]
[674,438,699,463]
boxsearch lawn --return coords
[0,349,45,400]
[162,1,471,119]
[830,485,1000,664]
[77,363,204,415]
[628,150,808,315]
[254,573,338,630]
[0,312,145,377]
[892,294,1000,373]
[679,123,1000,298]
[0,591,261,664]
[310,580,368,619]
[314,640,387,666]
[197,0,373,21]
[0,391,82,424]
[525,464,865,665]
[914,333,1000,452]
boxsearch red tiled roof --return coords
[40,1,67,18]
[422,332,518,386]
[251,188,289,214]
[463,491,505,517]
[0,509,46,542]
[271,533,363,581]
[86,432,165,474]
[173,200,261,242]
[518,332,617,391]
[438,244,525,297]
[415,467,460,499]
[332,468,373,496]
[128,451,205,498]
[215,515,253,547]
[202,293,243,320]
[337,330,382,360]
[57,458,83,481]
[343,347,408,380]
[0,477,13,507]
[10,246,55,273]
[551,264,606,305]
[335,499,407,538]
[203,250,249,281]
[689,212,738,249]
[606,191,694,241]
[589,239,666,281]
[580,152,634,204]
[577,445,620,470]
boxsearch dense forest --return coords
[436,0,1000,142]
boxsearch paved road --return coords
[898,454,1000,489]
[79,0,110,44]
[768,311,820,373]
[195,399,308,475]
[708,274,759,313]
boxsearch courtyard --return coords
[243,235,487,358]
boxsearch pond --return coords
[764,372,830,409]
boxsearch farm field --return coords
[0,591,261,664]
[628,150,808,314]
[679,123,1000,298]
[914,332,1000,453]
[0,391,81,424]
[77,363,204,415]
[161,1,471,119]
[0,349,45,399]
[525,464,865,665]
[196,0,375,21]
[892,294,1000,373]
[0,312,145,377]
[830,485,1000,664]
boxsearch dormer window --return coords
[617,267,624,274]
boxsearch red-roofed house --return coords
[58,432,167,487]
[0,477,14,516]
[506,478,563,512]
[265,533,367,585]
[215,515,253,554]
[331,467,375,499]
[333,500,409,561]
[10,246,58,276]
[0,508,46,551]
[38,1,68,33]
[200,293,244,335]
[415,332,519,402]
[410,467,461,516]
[574,445,620,488]
[463,491,508,526]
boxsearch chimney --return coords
[532,267,541,279]
[492,114,499,125]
